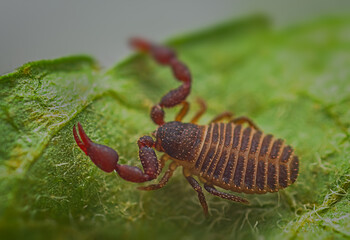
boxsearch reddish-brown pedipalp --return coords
[73,38,299,217]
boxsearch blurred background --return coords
[0,0,349,75]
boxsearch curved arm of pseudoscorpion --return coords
[73,123,162,183]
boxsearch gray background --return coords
[1,0,349,75]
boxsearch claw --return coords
[129,37,152,52]
[73,123,119,173]
[73,124,87,154]
[77,122,92,148]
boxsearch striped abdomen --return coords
[193,123,299,194]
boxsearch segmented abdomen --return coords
[193,123,299,194]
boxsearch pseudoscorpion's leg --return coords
[138,161,178,191]
[183,168,209,216]
[176,98,207,123]
[203,184,249,204]
[175,101,189,122]
[186,176,209,217]
[158,154,170,172]
[190,98,207,124]
[130,38,192,126]
[210,111,234,123]
[230,116,260,130]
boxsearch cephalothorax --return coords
[73,38,299,216]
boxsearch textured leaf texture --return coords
[1,16,350,240]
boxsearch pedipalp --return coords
[130,38,192,126]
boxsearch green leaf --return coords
[1,15,350,240]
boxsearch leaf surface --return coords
[1,16,350,240]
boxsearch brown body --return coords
[155,121,299,195]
